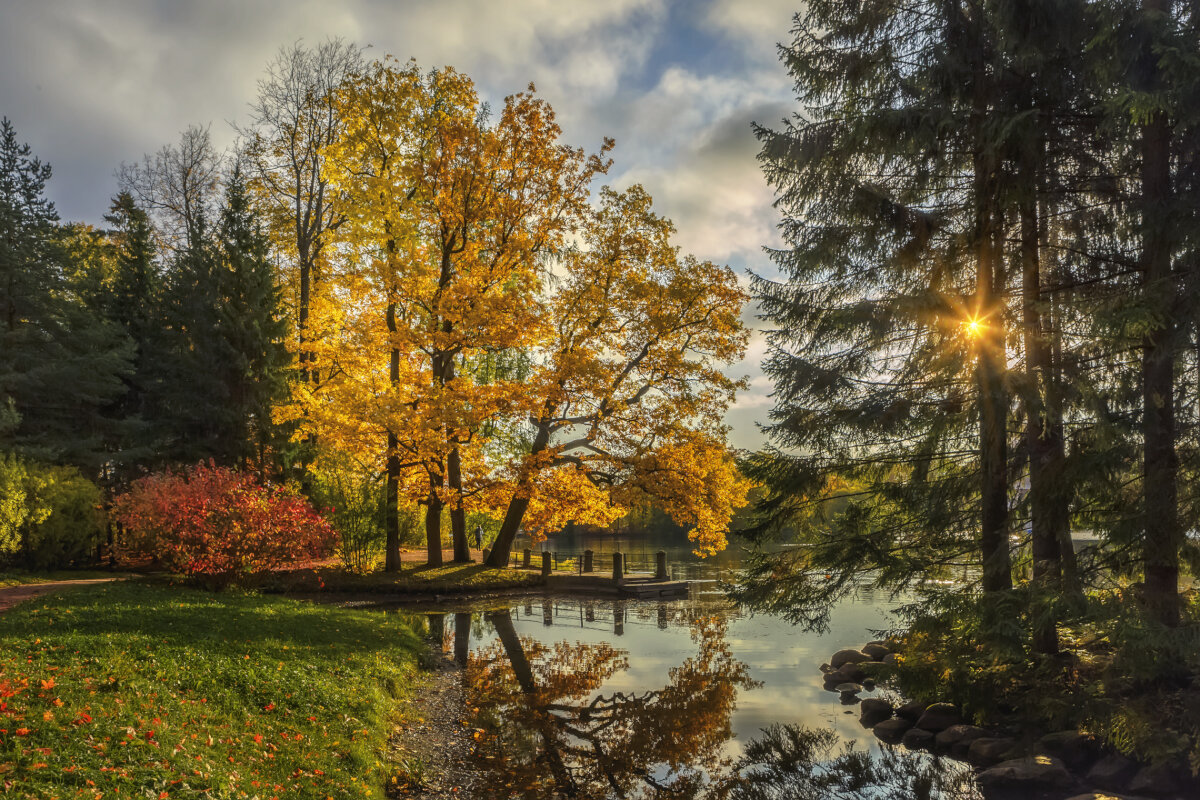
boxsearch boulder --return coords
[859,698,893,727]
[914,702,961,733]
[872,717,913,743]
[819,663,835,674]
[861,643,890,661]
[977,756,1075,794]
[935,724,987,755]
[1128,762,1180,796]
[1038,731,1101,771]
[1086,754,1138,791]
[901,727,935,750]
[831,663,867,684]
[895,700,926,722]
[882,652,899,665]
[830,649,871,669]
[967,737,1018,767]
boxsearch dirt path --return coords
[0,578,125,614]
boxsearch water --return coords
[387,531,981,798]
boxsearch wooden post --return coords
[613,601,625,636]
[542,599,553,626]
[583,550,594,573]
[522,548,531,569]
[612,552,624,583]
[655,550,668,580]
[541,551,552,576]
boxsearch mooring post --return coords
[583,549,594,573]
[542,599,553,626]
[541,551,552,576]
[655,550,668,580]
[613,601,625,636]
[522,548,531,569]
[612,552,624,583]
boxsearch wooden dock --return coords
[543,572,691,598]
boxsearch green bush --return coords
[0,454,104,569]
[310,455,421,572]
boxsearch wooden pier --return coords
[499,548,693,599]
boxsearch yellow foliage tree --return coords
[296,59,610,568]
[484,185,752,564]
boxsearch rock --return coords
[830,649,871,669]
[895,700,925,722]
[861,678,876,691]
[1039,731,1100,771]
[902,727,935,750]
[834,683,863,694]
[882,652,899,665]
[935,724,987,755]
[1086,754,1138,791]
[977,756,1075,793]
[914,702,961,733]
[861,643,890,661]
[831,663,867,684]
[859,698,892,727]
[1128,762,1180,796]
[819,663,834,674]
[967,737,1018,767]
[872,717,913,743]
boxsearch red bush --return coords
[112,463,336,581]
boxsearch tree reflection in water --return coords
[464,609,980,800]
[467,610,755,798]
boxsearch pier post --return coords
[658,605,668,629]
[655,550,668,580]
[522,548,531,569]
[613,601,625,636]
[612,552,624,583]
[542,599,553,626]
[541,551,552,576]
[583,550,594,573]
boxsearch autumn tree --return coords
[237,38,363,386]
[485,185,751,566]
[302,59,609,568]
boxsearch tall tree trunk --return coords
[1022,187,1064,654]
[485,422,553,567]
[976,163,1013,594]
[447,445,471,562]
[426,468,445,567]
[385,435,401,572]
[1140,0,1180,626]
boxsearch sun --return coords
[964,318,984,338]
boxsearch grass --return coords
[263,562,544,595]
[0,570,125,589]
[0,582,425,799]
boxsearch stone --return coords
[1039,730,1101,771]
[872,717,913,743]
[819,663,834,674]
[830,649,871,669]
[977,756,1075,793]
[935,724,987,754]
[882,652,899,665]
[831,663,867,684]
[834,683,863,694]
[1086,754,1138,791]
[861,643,890,661]
[859,698,892,727]
[967,737,1018,767]
[902,727,935,750]
[895,700,925,722]
[1127,762,1180,796]
[914,702,961,733]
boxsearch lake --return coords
[388,532,983,798]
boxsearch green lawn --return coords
[267,562,544,595]
[0,582,424,798]
[0,570,125,588]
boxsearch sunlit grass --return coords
[0,582,424,798]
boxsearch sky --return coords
[0,0,803,450]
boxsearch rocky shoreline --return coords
[819,642,1197,800]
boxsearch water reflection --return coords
[465,609,754,798]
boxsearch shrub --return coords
[0,454,105,569]
[310,455,422,572]
[112,462,336,583]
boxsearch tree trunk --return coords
[385,434,401,572]
[1140,0,1180,626]
[485,422,553,567]
[426,470,444,567]
[1022,189,1063,654]
[447,445,471,562]
[976,167,1012,594]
